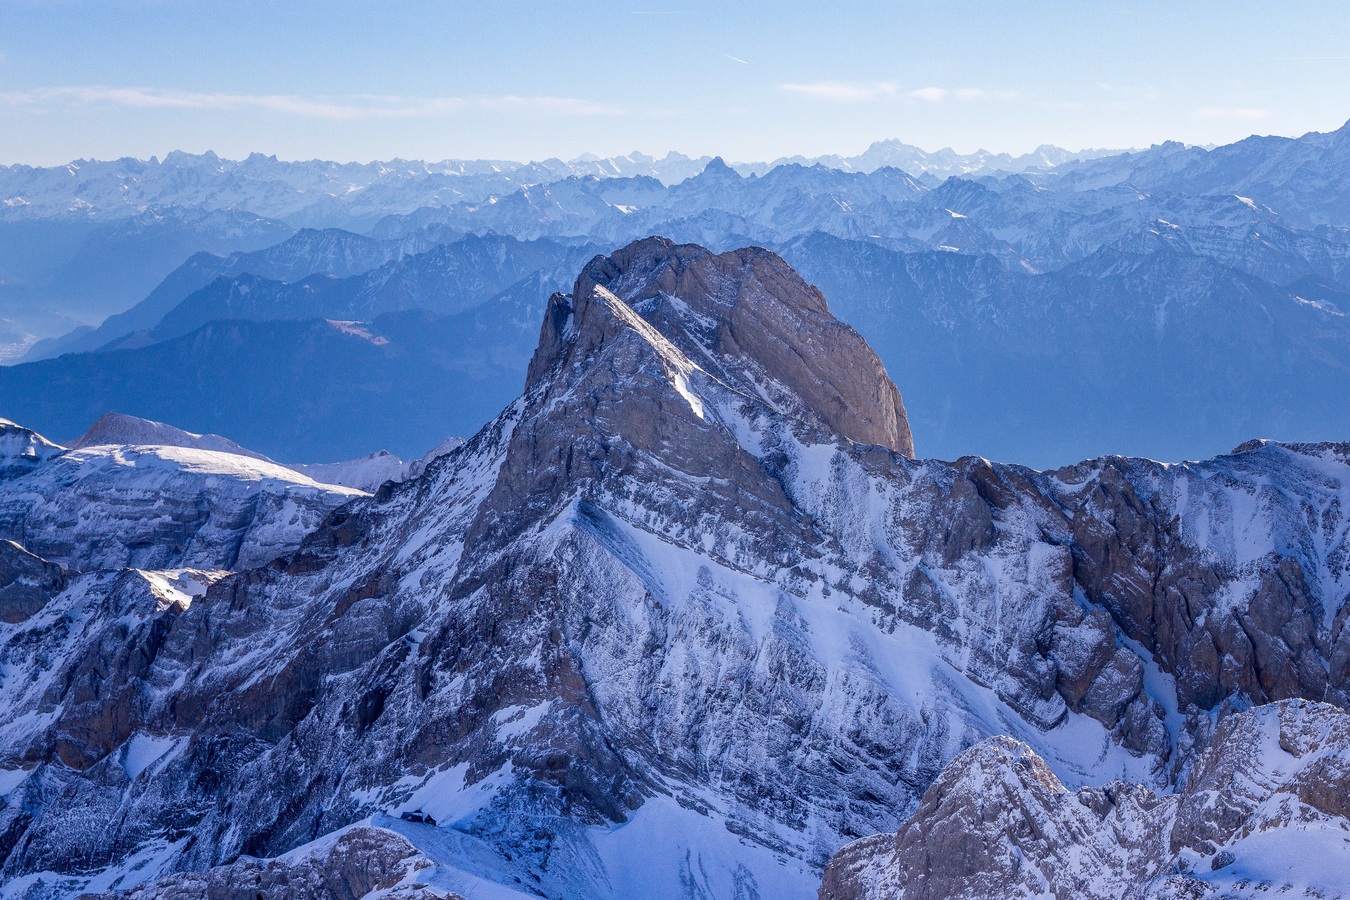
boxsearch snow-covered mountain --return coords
[10,122,1350,465]
[2,239,1347,898]
[0,144,1116,229]
[756,140,1126,178]
[68,412,273,461]
[821,700,1350,899]
[0,420,364,572]
[16,127,1350,466]
[292,438,466,493]
[1051,119,1350,227]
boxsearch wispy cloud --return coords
[1194,106,1270,120]
[780,81,1017,104]
[781,81,899,102]
[0,86,624,119]
[909,86,1017,103]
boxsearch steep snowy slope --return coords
[1,240,1347,899]
[0,422,364,571]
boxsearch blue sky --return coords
[1,0,1348,164]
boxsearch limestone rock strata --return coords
[0,442,365,571]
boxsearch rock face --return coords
[546,237,915,456]
[0,540,66,624]
[82,825,452,900]
[819,700,1350,900]
[0,239,1347,899]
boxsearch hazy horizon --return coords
[3,0,1349,166]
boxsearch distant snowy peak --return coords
[291,450,410,492]
[0,142,1119,228]
[765,139,1129,177]
[290,435,466,492]
[71,412,275,462]
[0,150,710,226]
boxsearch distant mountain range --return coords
[3,120,1350,466]
[0,141,1118,354]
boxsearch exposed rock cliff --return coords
[819,700,1350,899]
[82,826,452,900]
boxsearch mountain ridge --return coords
[2,239,1348,898]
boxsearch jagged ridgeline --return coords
[1,238,1348,899]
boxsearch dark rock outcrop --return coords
[820,700,1350,900]
[0,540,66,624]
[82,826,452,900]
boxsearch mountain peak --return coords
[527,237,913,456]
[70,412,273,462]
[700,156,736,176]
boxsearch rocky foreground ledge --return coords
[821,699,1350,899]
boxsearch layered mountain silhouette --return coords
[8,123,1350,465]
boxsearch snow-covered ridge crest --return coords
[0,419,367,572]
[69,412,274,462]
[0,418,65,480]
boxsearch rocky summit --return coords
[1,238,1348,899]
[819,700,1350,899]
